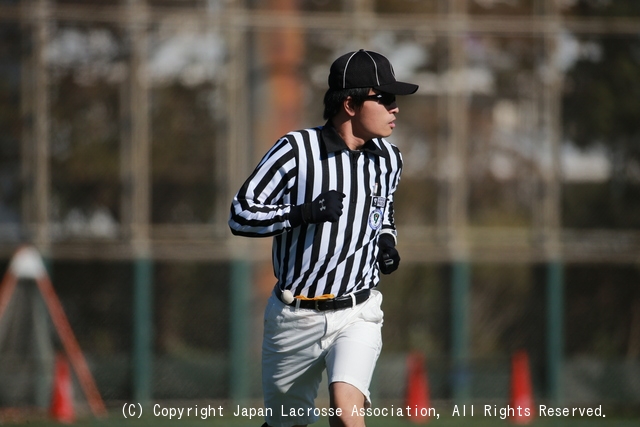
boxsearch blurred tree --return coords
[564,0,640,17]
[150,83,218,224]
[560,15,640,362]
[565,264,640,358]
[0,23,22,227]
[562,34,640,229]
[563,36,640,161]
[50,73,121,224]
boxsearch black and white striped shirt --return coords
[229,122,402,298]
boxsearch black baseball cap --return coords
[328,49,419,95]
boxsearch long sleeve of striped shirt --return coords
[229,123,403,298]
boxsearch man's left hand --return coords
[377,233,400,274]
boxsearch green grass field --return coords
[3,409,639,427]
[10,416,640,427]
[3,400,638,427]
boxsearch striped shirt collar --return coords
[321,121,386,157]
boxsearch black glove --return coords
[289,190,345,226]
[377,233,400,274]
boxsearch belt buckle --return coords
[315,300,320,311]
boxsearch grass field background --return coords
[7,413,640,427]
[3,404,639,427]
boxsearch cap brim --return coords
[375,81,419,95]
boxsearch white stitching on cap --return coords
[363,51,380,86]
[370,49,397,79]
[342,51,359,88]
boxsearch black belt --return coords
[275,287,370,311]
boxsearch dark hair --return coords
[323,87,370,120]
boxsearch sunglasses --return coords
[365,92,396,107]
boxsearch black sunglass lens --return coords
[367,93,396,106]
[380,93,395,105]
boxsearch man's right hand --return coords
[288,190,345,227]
[303,190,345,223]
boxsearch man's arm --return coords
[377,144,402,273]
[228,137,345,238]
[228,138,298,237]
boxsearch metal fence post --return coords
[230,259,251,405]
[451,260,471,402]
[546,260,564,404]
[133,257,153,403]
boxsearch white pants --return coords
[262,289,384,427]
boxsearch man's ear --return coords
[343,96,357,117]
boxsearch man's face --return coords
[352,89,399,140]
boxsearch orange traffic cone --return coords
[405,352,431,424]
[509,350,534,425]
[50,354,75,423]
